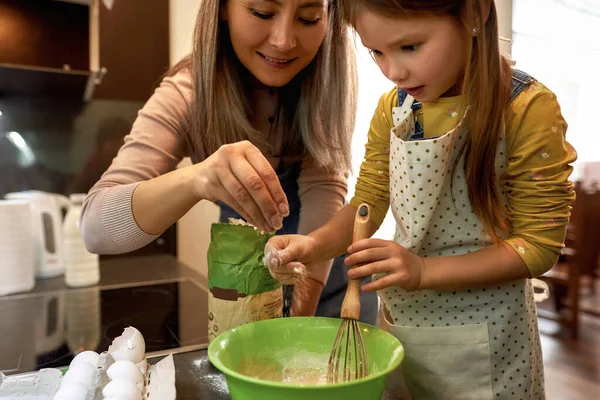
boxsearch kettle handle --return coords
[53,194,71,212]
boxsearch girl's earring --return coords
[472,27,479,36]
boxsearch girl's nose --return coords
[385,59,409,86]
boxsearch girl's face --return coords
[223,0,329,87]
[355,8,469,102]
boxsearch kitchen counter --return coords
[0,255,210,374]
[1,255,402,399]
[149,348,402,400]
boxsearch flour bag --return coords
[207,220,283,342]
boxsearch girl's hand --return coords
[264,234,318,284]
[192,141,289,233]
[345,239,424,292]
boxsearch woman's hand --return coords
[264,234,318,284]
[345,239,424,292]
[193,141,289,233]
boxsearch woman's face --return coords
[223,0,329,87]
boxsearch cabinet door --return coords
[92,0,169,101]
[0,0,89,70]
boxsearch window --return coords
[512,0,600,179]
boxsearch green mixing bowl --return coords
[208,317,404,400]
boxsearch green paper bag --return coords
[207,221,283,342]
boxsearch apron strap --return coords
[397,88,425,140]
[510,69,536,103]
[395,69,534,141]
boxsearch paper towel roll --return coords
[0,200,35,296]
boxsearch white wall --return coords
[170,0,218,278]
[511,0,600,180]
[496,0,513,56]
[169,0,201,66]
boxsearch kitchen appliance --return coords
[4,191,70,278]
[0,200,35,296]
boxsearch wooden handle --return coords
[341,204,371,320]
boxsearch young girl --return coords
[266,0,576,398]
[80,0,381,321]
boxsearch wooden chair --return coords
[539,181,600,339]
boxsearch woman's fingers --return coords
[229,151,282,230]
[244,144,289,217]
[217,188,260,229]
[216,166,273,232]
[210,141,287,232]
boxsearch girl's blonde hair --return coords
[170,0,358,171]
[342,0,512,241]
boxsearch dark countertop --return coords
[9,254,210,297]
[151,348,401,400]
[0,255,210,374]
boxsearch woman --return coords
[81,0,377,320]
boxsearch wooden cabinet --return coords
[0,0,175,256]
[0,0,170,102]
[93,0,170,101]
[0,0,89,70]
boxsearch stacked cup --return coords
[0,200,35,296]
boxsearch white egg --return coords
[62,361,96,387]
[108,327,146,364]
[53,381,88,400]
[107,360,145,388]
[70,350,99,368]
[102,379,143,400]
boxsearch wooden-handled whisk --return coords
[327,203,370,383]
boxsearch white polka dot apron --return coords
[377,93,545,399]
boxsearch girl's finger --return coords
[361,274,400,292]
[347,260,390,280]
[345,246,389,267]
[348,238,390,253]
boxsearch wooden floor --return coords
[537,281,600,400]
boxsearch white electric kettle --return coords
[4,191,70,278]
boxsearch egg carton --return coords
[0,327,176,400]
